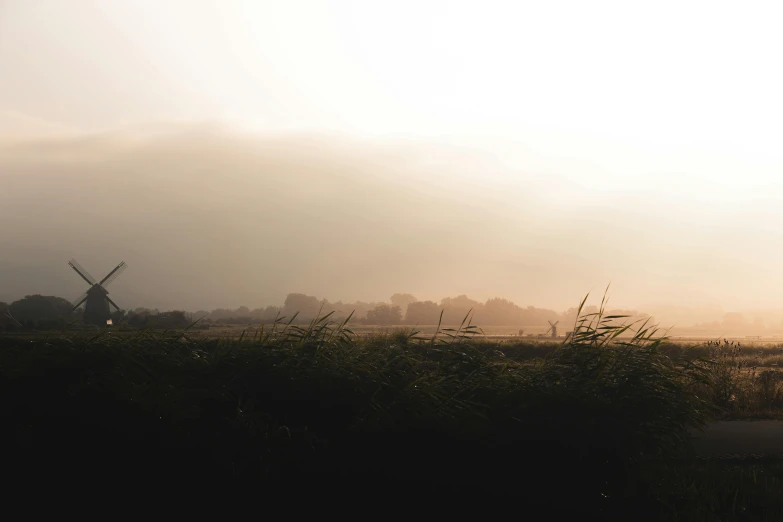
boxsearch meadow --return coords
[180,324,783,421]
[3,298,783,518]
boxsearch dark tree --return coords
[109,309,126,324]
[256,305,283,321]
[282,293,324,320]
[365,304,402,325]
[439,295,481,324]
[9,295,74,325]
[154,311,190,328]
[404,300,441,324]
[126,310,190,329]
[390,293,418,313]
[133,307,160,315]
[481,297,522,325]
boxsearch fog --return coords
[4,1,783,331]
[1,125,617,311]
[0,124,780,331]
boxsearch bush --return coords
[8,295,75,326]
[125,310,191,329]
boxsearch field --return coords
[3,307,783,518]
[177,321,783,343]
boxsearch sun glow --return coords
[4,0,783,310]
[28,1,778,189]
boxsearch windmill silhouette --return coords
[546,320,559,338]
[68,259,127,326]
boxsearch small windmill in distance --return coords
[546,320,559,338]
[68,259,127,326]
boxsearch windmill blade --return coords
[106,296,121,312]
[68,259,97,285]
[99,261,127,287]
[71,292,88,311]
[3,311,22,327]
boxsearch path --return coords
[691,421,783,457]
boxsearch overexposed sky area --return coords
[4,1,783,149]
[3,0,783,317]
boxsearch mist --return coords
[4,0,783,331]
[1,122,782,333]
[0,124,594,311]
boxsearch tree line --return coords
[0,292,653,331]
[181,292,652,329]
[0,295,189,330]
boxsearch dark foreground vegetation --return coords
[2,297,782,519]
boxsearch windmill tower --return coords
[68,259,127,326]
[546,320,559,338]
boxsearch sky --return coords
[3,0,783,323]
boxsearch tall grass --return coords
[695,339,783,418]
[2,290,781,517]
[484,289,713,463]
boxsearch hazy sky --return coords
[3,1,783,318]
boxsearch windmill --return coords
[546,320,559,338]
[68,259,127,326]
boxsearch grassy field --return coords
[154,321,783,345]
[2,302,783,518]
[181,326,783,421]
